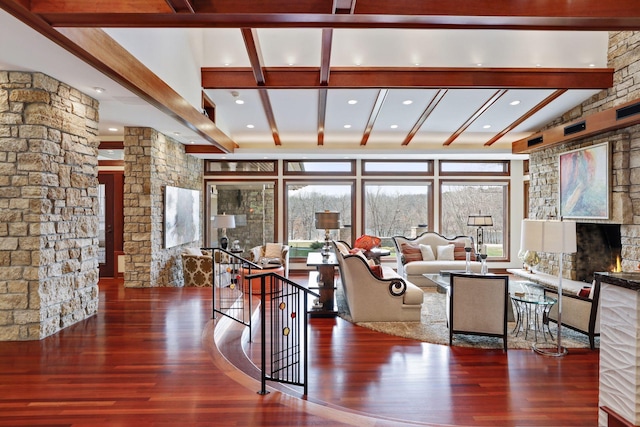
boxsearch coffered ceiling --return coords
[1,1,637,159]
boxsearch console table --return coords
[595,272,640,427]
[306,252,338,318]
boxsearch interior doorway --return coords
[98,172,124,278]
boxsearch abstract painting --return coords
[559,142,609,219]
[165,186,200,248]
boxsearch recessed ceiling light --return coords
[108,127,118,132]
[247,124,255,129]
[390,124,398,129]
[589,63,596,67]
[93,87,105,93]
[235,99,244,105]
[174,132,180,136]
[107,149,114,153]
[510,100,521,106]
[348,100,358,105]
[344,124,352,129]
[483,124,491,129]
[476,63,483,67]
[223,63,230,67]
[536,64,542,67]
[402,100,413,105]
[189,141,195,144]
[288,62,295,66]
[414,63,420,66]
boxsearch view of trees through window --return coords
[441,181,507,258]
[364,182,431,251]
[287,183,352,257]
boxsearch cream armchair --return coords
[248,243,290,278]
[447,273,509,351]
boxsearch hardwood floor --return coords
[0,274,600,426]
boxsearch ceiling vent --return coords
[616,101,640,120]
[527,136,543,147]
[564,121,586,136]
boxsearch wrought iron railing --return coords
[210,248,258,335]
[208,248,319,396]
[252,272,319,396]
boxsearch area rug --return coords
[336,287,598,350]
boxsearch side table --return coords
[510,284,557,343]
[306,252,338,318]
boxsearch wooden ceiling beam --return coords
[240,27,281,145]
[202,67,613,90]
[22,0,640,30]
[402,89,447,146]
[485,89,567,146]
[165,0,195,14]
[512,96,640,154]
[443,89,507,146]
[360,89,388,146]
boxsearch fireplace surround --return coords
[575,223,621,282]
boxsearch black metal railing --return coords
[252,272,319,396]
[209,248,259,336]
[208,248,319,396]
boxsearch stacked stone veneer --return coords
[123,127,203,287]
[529,31,640,279]
[0,72,99,340]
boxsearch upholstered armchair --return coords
[181,249,213,287]
[447,273,509,351]
[182,248,231,287]
[248,243,290,277]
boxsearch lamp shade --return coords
[211,214,236,229]
[467,214,493,227]
[315,211,341,230]
[521,219,576,254]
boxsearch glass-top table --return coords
[423,273,557,342]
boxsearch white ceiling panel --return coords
[257,29,323,67]
[201,28,250,67]
[269,89,319,142]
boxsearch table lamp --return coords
[211,213,235,250]
[315,210,341,257]
[467,211,493,255]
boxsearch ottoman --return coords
[243,265,285,295]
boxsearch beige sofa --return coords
[393,232,482,287]
[333,241,423,322]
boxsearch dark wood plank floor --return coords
[0,274,599,426]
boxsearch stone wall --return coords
[123,127,203,287]
[0,72,99,340]
[529,31,640,278]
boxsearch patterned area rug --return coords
[337,287,598,350]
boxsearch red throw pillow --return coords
[370,265,383,279]
[578,286,591,298]
[453,241,476,261]
[354,235,381,251]
[401,243,423,263]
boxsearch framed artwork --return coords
[165,185,200,248]
[559,142,609,219]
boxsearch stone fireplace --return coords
[575,223,622,282]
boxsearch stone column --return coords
[0,71,99,340]
[123,127,203,288]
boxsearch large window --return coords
[440,181,509,260]
[363,181,433,252]
[285,181,353,258]
[206,181,276,251]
